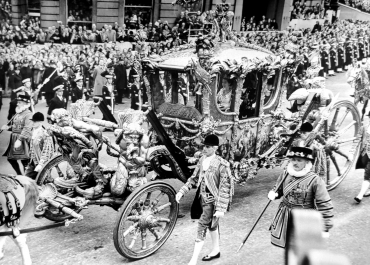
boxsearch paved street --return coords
[1,72,369,265]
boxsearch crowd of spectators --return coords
[0,9,209,46]
[341,0,370,13]
[241,16,279,31]
[290,0,331,20]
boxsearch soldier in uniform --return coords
[328,43,337,76]
[176,134,233,265]
[353,38,359,62]
[1,94,33,175]
[320,44,330,78]
[71,76,88,103]
[358,36,365,62]
[102,74,116,114]
[364,36,369,59]
[345,39,353,70]
[337,41,345,73]
[47,85,67,122]
[25,112,55,180]
[268,146,334,248]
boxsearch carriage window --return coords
[217,77,234,113]
[264,71,277,105]
[239,71,258,119]
[161,72,196,107]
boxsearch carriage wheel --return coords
[318,100,361,191]
[36,154,82,222]
[113,181,178,260]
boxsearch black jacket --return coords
[48,95,67,116]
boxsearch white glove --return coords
[213,211,224,218]
[322,231,330,239]
[1,125,9,131]
[34,165,43,172]
[268,190,278,201]
[14,139,22,149]
[175,192,183,203]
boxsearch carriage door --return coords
[233,70,261,161]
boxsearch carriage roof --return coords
[156,42,277,72]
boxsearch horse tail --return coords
[16,175,39,223]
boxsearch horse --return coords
[0,174,39,265]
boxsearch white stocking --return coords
[356,180,370,200]
[11,233,32,265]
[188,240,204,265]
[209,228,220,256]
[0,227,7,260]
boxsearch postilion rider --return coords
[176,134,233,265]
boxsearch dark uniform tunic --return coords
[47,95,67,118]
[329,48,337,73]
[359,41,365,61]
[337,46,345,71]
[345,44,353,68]
[321,50,329,74]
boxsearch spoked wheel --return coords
[113,181,178,260]
[36,154,82,222]
[318,100,361,191]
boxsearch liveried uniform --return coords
[25,126,55,179]
[3,108,33,161]
[178,155,233,240]
[270,170,333,248]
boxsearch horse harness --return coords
[0,175,24,228]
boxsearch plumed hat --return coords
[203,134,219,147]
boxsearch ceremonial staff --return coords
[237,93,339,253]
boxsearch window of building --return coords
[124,0,153,29]
[67,0,93,28]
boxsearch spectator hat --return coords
[107,62,114,69]
[30,112,45,122]
[22,78,31,84]
[17,94,31,103]
[53,84,64,91]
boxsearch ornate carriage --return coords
[141,40,362,190]
[33,40,362,261]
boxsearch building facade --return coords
[11,0,292,31]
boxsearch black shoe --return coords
[354,197,362,203]
[364,191,370,197]
[350,95,354,97]
[202,252,221,261]
[177,213,185,218]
